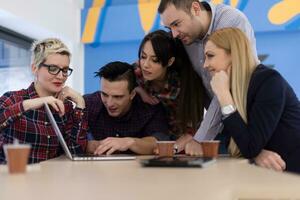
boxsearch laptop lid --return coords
[44,103,74,160]
[44,103,136,161]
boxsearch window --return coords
[0,26,33,95]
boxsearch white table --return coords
[1,156,300,200]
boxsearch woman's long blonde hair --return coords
[207,28,258,157]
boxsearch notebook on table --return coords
[44,103,136,161]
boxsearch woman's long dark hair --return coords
[138,30,204,135]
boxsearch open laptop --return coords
[140,156,216,168]
[44,103,136,161]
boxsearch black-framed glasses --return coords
[40,63,73,77]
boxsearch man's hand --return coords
[86,140,101,153]
[175,133,193,153]
[185,139,203,156]
[94,137,135,155]
[254,149,286,172]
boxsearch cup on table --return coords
[157,141,175,157]
[200,140,220,158]
[3,141,31,174]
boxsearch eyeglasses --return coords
[40,63,73,77]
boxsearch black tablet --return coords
[140,156,216,168]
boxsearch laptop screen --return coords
[44,103,74,159]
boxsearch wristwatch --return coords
[221,104,236,116]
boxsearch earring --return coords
[34,74,38,84]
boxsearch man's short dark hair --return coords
[158,0,201,14]
[95,61,137,92]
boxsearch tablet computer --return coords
[140,156,216,168]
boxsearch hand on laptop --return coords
[86,140,100,153]
[93,137,135,155]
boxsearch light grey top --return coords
[185,1,259,141]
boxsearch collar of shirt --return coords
[194,1,216,43]
[27,82,40,99]
[144,69,180,101]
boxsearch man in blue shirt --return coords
[84,61,169,155]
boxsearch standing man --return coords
[159,0,285,171]
[84,61,169,155]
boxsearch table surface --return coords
[1,155,300,200]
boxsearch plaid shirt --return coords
[84,92,168,140]
[0,83,88,164]
[135,67,195,137]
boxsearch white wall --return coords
[0,0,84,93]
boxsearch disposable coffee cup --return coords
[157,141,175,157]
[200,140,220,158]
[3,140,31,174]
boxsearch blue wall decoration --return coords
[81,0,300,97]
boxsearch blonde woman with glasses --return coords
[204,28,300,173]
[0,38,87,163]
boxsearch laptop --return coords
[140,156,216,168]
[44,103,136,161]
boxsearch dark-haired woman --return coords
[135,30,205,153]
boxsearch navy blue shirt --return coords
[222,65,300,173]
[84,92,169,141]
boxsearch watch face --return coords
[221,105,236,115]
